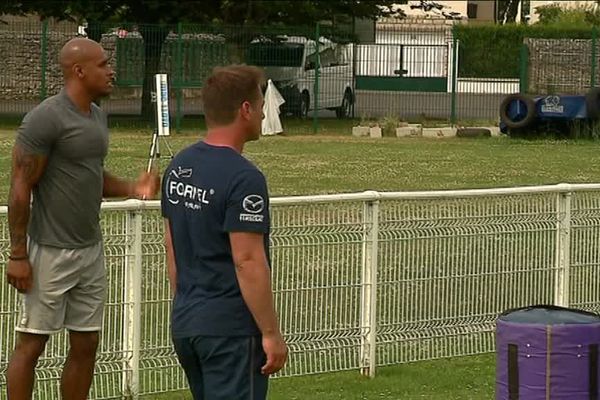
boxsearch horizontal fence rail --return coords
[1,183,600,398]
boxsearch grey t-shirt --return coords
[15,89,109,248]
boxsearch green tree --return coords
[534,2,600,27]
[1,0,121,40]
[3,0,400,118]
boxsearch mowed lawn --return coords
[1,123,600,399]
[2,126,600,203]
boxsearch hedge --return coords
[454,24,596,79]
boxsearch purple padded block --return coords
[496,306,600,400]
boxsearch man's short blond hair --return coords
[201,65,266,126]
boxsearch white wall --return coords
[410,0,468,16]
[468,1,496,23]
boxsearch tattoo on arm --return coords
[15,146,45,182]
[8,145,48,255]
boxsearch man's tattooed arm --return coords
[8,144,48,257]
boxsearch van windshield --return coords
[247,42,304,67]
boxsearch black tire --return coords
[456,128,492,138]
[586,87,600,119]
[499,93,536,129]
[297,91,309,118]
[336,90,353,119]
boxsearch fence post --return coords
[40,19,49,101]
[520,44,529,94]
[122,209,143,399]
[313,22,320,134]
[176,22,183,133]
[450,30,458,125]
[591,27,597,89]
[360,198,379,378]
[554,190,571,307]
[351,17,357,120]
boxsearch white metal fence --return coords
[1,184,600,399]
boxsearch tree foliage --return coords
[3,1,400,27]
[534,3,600,27]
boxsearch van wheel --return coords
[336,90,353,119]
[297,92,309,118]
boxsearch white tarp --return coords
[262,79,286,136]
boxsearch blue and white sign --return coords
[155,74,170,136]
[541,96,564,114]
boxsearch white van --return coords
[248,36,355,118]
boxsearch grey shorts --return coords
[16,239,106,335]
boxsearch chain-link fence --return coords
[3,16,600,131]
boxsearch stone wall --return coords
[0,28,117,100]
[0,18,224,102]
[526,38,600,95]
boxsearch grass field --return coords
[148,354,496,400]
[2,119,600,399]
[3,122,600,203]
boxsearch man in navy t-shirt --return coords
[161,65,287,400]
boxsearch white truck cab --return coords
[248,36,354,118]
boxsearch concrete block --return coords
[408,124,423,135]
[369,126,382,138]
[422,127,457,138]
[478,126,501,136]
[456,127,491,138]
[352,126,370,137]
[396,126,421,137]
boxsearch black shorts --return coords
[173,335,268,400]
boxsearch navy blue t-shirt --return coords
[161,142,270,338]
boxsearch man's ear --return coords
[73,64,84,79]
[240,100,252,120]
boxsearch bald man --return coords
[5,37,160,399]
